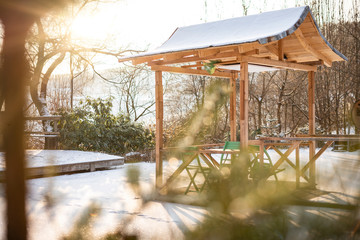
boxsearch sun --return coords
[71,16,105,41]
[70,12,115,43]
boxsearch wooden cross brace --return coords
[300,141,334,180]
[269,141,301,175]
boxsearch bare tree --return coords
[20,0,137,127]
[110,64,155,122]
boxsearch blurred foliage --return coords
[165,78,231,147]
[185,152,359,239]
[162,79,360,239]
[62,202,101,240]
[57,97,154,155]
[203,61,220,75]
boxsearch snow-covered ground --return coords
[0,150,206,240]
[0,148,358,239]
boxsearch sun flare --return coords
[71,16,106,41]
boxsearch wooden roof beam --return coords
[294,28,332,67]
[278,39,284,61]
[265,44,279,58]
[300,60,324,66]
[149,47,261,66]
[133,56,162,65]
[151,65,232,78]
[148,50,238,66]
[239,55,317,72]
[181,63,203,68]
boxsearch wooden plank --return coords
[278,39,284,61]
[202,153,220,168]
[127,50,198,65]
[230,71,237,141]
[151,44,263,66]
[149,50,238,66]
[271,146,296,169]
[239,62,249,147]
[308,71,316,186]
[151,65,232,78]
[296,145,300,188]
[198,48,220,58]
[199,153,217,169]
[270,141,301,174]
[265,44,279,58]
[25,131,60,135]
[163,52,191,62]
[155,71,164,188]
[132,55,162,65]
[301,140,334,175]
[261,136,360,141]
[243,49,260,56]
[294,28,332,67]
[300,60,324,66]
[25,116,61,121]
[181,63,203,68]
[308,71,316,134]
[159,152,198,193]
[239,55,317,72]
[238,41,275,53]
[259,142,264,167]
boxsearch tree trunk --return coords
[0,10,36,240]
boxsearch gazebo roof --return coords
[119,6,347,75]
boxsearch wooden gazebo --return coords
[119,6,348,188]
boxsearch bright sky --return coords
[70,0,309,51]
[67,0,353,72]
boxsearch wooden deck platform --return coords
[24,158,125,178]
[0,150,125,179]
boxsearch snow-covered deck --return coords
[0,150,124,178]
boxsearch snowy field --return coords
[0,148,359,239]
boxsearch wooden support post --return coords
[296,145,300,188]
[155,71,164,188]
[308,71,316,186]
[230,71,237,141]
[259,142,264,167]
[239,62,249,148]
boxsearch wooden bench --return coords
[25,116,61,149]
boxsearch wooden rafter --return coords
[265,44,279,58]
[294,28,332,67]
[238,55,317,72]
[148,49,238,66]
[151,65,232,78]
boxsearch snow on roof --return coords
[121,6,346,62]
[155,6,308,54]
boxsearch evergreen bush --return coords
[57,97,154,155]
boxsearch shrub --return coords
[57,97,154,155]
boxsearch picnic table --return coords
[161,141,260,193]
[160,136,360,193]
